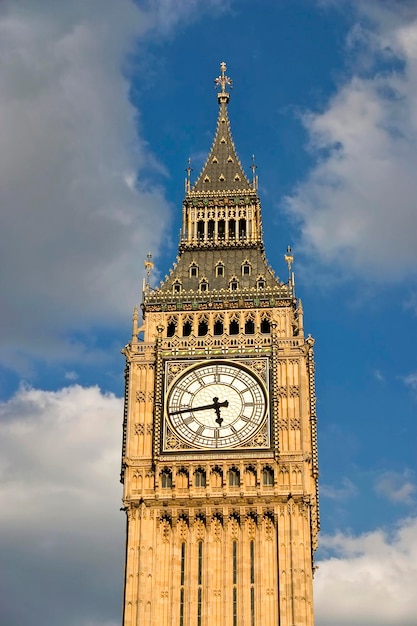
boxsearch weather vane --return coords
[144,251,154,286]
[185,157,193,193]
[214,61,233,95]
[284,245,294,283]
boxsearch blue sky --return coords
[0,1,416,625]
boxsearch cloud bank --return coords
[315,517,417,625]
[285,2,417,282]
[0,383,124,626]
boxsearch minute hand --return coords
[170,399,229,416]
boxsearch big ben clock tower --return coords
[120,63,319,626]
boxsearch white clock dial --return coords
[166,361,267,449]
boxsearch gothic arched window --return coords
[229,317,239,335]
[229,468,240,487]
[242,262,251,276]
[161,469,172,488]
[198,317,208,336]
[195,469,206,488]
[189,263,198,278]
[216,262,224,277]
[260,317,271,334]
[245,316,255,335]
[213,316,224,335]
[182,317,193,337]
[263,467,274,486]
[197,220,204,240]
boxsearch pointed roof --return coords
[191,63,252,194]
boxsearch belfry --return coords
[121,62,319,626]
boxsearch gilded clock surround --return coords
[164,358,270,451]
[120,63,319,626]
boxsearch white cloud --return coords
[284,3,417,282]
[0,0,229,372]
[0,383,124,626]
[315,517,417,625]
[375,470,416,505]
[320,476,358,500]
[0,0,167,370]
[373,369,384,382]
[403,371,417,392]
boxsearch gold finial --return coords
[185,157,193,193]
[251,154,258,190]
[284,244,293,271]
[284,245,294,291]
[214,61,232,103]
[144,251,154,286]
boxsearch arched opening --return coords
[197,220,204,240]
[198,319,208,336]
[214,319,224,335]
[177,469,189,489]
[218,219,225,239]
[183,321,192,337]
[208,220,215,239]
[167,320,176,337]
[229,468,240,486]
[263,467,274,486]
[260,318,271,334]
[195,469,206,488]
[239,218,246,239]
[229,319,239,335]
[229,219,236,239]
[161,470,172,488]
[211,468,223,488]
[245,318,255,334]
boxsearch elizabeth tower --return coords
[120,63,319,626]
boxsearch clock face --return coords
[166,361,267,449]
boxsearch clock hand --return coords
[213,396,225,426]
[170,397,229,416]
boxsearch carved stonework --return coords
[160,519,171,543]
[264,518,274,541]
[166,360,192,386]
[164,426,193,451]
[134,423,144,435]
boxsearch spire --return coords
[191,62,252,194]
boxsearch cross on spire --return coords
[214,61,232,103]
